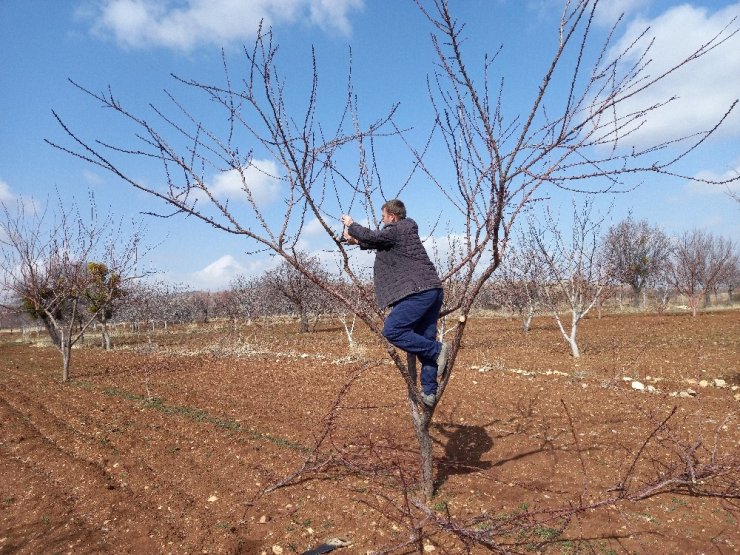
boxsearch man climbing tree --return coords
[341,199,448,407]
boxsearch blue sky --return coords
[1,0,739,290]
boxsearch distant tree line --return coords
[3,198,737,370]
[471,207,738,357]
[95,212,737,361]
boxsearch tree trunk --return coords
[60,333,72,382]
[41,314,62,348]
[407,353,434,502]
[299,309,309,333]
[413,410,434,502]
[568,330,581,358]
[341,313,356,348]
[102,321,112,350]
[553,311,581,358]
[689,295,700,317]
[567,310,582,357]
[522,305,534,332]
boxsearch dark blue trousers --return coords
[383,288,444,395]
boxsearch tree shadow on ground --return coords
[432,421,495,485]
[432,394,581,489]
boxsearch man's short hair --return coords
[382,199,406,219]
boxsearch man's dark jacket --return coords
[348,218,442,308]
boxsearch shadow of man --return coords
[433,421,494,486]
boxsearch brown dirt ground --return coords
[1,310,738,554]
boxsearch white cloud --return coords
[304,245,374,279]
[303,217,331,237]
[594,0,653,27]
[194,254,243,284]
[188,254,245,290]
[605,3,740,148]
[210,159,281,206]
[686,163,740,195]
[308,0,363,35]
[0,179,15,203]
[185,252,297,290]
[423,232,486,275]
[88,0,364,51]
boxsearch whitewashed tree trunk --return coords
[552,311,581,358]
[101,321,112,350]
[60,331,71,382]
[522,305,535,332]
[340,312,356,349]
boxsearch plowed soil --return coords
[1,310,738,554]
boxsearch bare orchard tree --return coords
[497,241,546,332]
[210,288,239,324]
[184,291,213,324]
[647,261,675,314]
[669,229,737,316]
[226,273,276,325]
[0,197,146,381]
[264,252,334,332]
[469,279,506,313]
[49,1,740,501]
[716,252,739,304]
[115,280,190,332]
[327,276,375,354]
[528,201,611,357]
[604,217,671,308]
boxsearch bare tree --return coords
[225,273,277,325]
[0,197,146,381]
[48,1,740,500]
[527,201,610,357]
[604,217,671,308]
[669,229,737,316]
[210,288,239,324]
[650,262,675,314]
[498,242,546,331]
[716,252,739,304]
[265,253,333,332]
[116,280,190,332]
[330,276,377,354]
[184,291,213,323]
